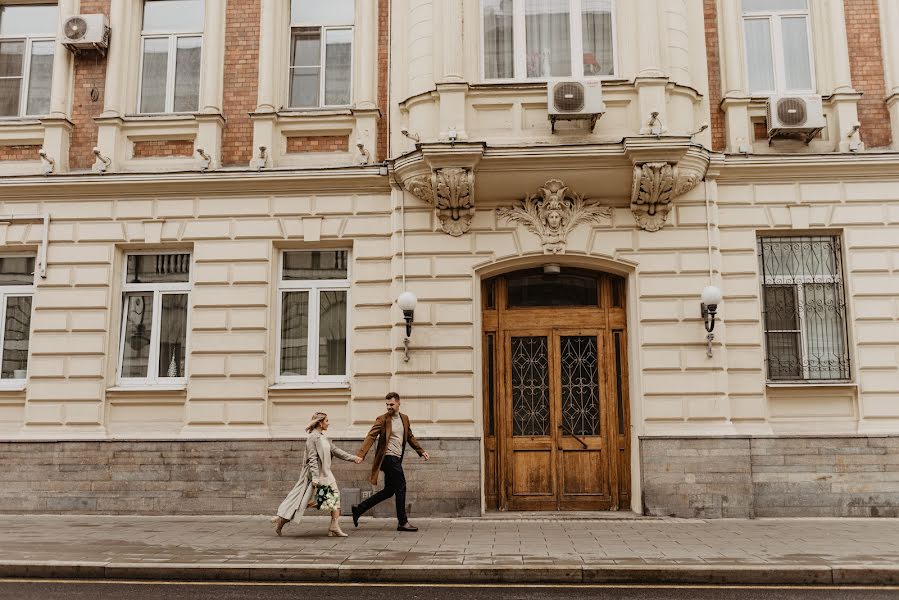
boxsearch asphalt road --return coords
[0,581,897,600]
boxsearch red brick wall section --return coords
[703,0,726,152]
[376,0,389,161]
[285,135,349,153]
[132,139,196,158]
[0,145,41,161]
[844,0,892,148]
[221,0,261,166]
[68,0,111,170]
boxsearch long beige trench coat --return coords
[276,430,356,521]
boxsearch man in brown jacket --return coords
[352,392,429,531]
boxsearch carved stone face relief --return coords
[497,179,612,254]
[404,167,475,237]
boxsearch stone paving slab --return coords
[0,515,898,584]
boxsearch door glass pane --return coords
[280,291,309,376]
[582,0,614,76]
[0,5,58,36]
[121,293,154,378]
[291,0,354,25]
[781,16,812,90]
[143,0,204,32]
[26,40,54,116]
[282,250,348,280]
[507,271,597,307]
[1,295,31,379]
[173,36,201,112]
[318,290,347,376]
[511,336,549,436]
[323,28,352,106]
[140,37,169,113]
[483,0,513,79]
[158,293,187,378]
[803,283,848,380]
[560,336,600,436]
[525,0,571,78]
[744,18,775,92]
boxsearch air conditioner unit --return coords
[547,79,605,133]
[766,95,825,144]
[61,14,110,55]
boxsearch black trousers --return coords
[356,455,407,524]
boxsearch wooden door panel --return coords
[560,450,605,495]
[511,450,554,496]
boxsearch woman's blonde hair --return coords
[305,411,328,433]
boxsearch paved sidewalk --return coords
[1,515,898,585]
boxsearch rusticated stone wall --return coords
[642,436,899,518]
[0,438,480,518]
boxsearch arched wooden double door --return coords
[482,268,631,511]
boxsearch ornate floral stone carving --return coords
[630,162,703,232]
[404,167,475,237]
[497,179,612,254]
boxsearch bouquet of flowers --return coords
[313,483,341,512]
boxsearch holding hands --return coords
[354,455,363,464]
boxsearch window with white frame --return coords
[482,0,615,81]
[278,250,349,384]
[758,236,850,382]
[0,4,57,118]
[138,0,203,114]
[119,253,190,384]
[742,0,814,94]
[289,0,353,108]
[0,256,34,383]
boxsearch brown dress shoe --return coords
[397,522,418,532]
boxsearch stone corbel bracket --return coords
[629,147,709,232]
[395,143,484,237]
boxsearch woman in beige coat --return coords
[270,412,361,537]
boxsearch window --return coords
[0,256,34,383]
[482,0,615,81]
[139,0,203,113]
[289,0,353,108]
[758,236,850,381]
[742,0,814,94]
[277,250,349,384]
[0,4,57,117]
[118,253,190,384]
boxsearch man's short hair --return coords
[385,392,401,402]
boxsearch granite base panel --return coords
[0,439,481,518]
[641,436,899,519]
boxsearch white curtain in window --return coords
[525,0,571,78]
[25,40,53,115]
[483,0,513,79]
[744,18,775,92]
[173,36,202,112]
[0,41,23,117]
[324,29,352,106]
[140,38,169,113]
[742,0,807,11]
[781,16,812,90]
[582,0,613,76]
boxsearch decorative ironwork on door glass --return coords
[758,236,850,381]
[560,336,600,436]
[511,336,550,436]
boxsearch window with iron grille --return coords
[758,235,850,381]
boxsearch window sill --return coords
[766,381,856,389]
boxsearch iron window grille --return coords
[758,235,850,382]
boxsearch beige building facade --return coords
[0,0,897,517]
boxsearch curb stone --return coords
[1,562,898,585]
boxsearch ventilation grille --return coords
[776,97,808,127]
[552,82,585,113]
[63,16,87,40]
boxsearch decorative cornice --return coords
[404,167,475,236]
[497,179,612,254]
[628,147,709,232]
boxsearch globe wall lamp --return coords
[398,291,417,362]
[700,285,722,358]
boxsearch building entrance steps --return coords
[0,514,898,585]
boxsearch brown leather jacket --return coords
[357,412,425,485]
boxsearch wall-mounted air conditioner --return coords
[61,14,110,56]
[766,95,825,144]
[547,80,605,133]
